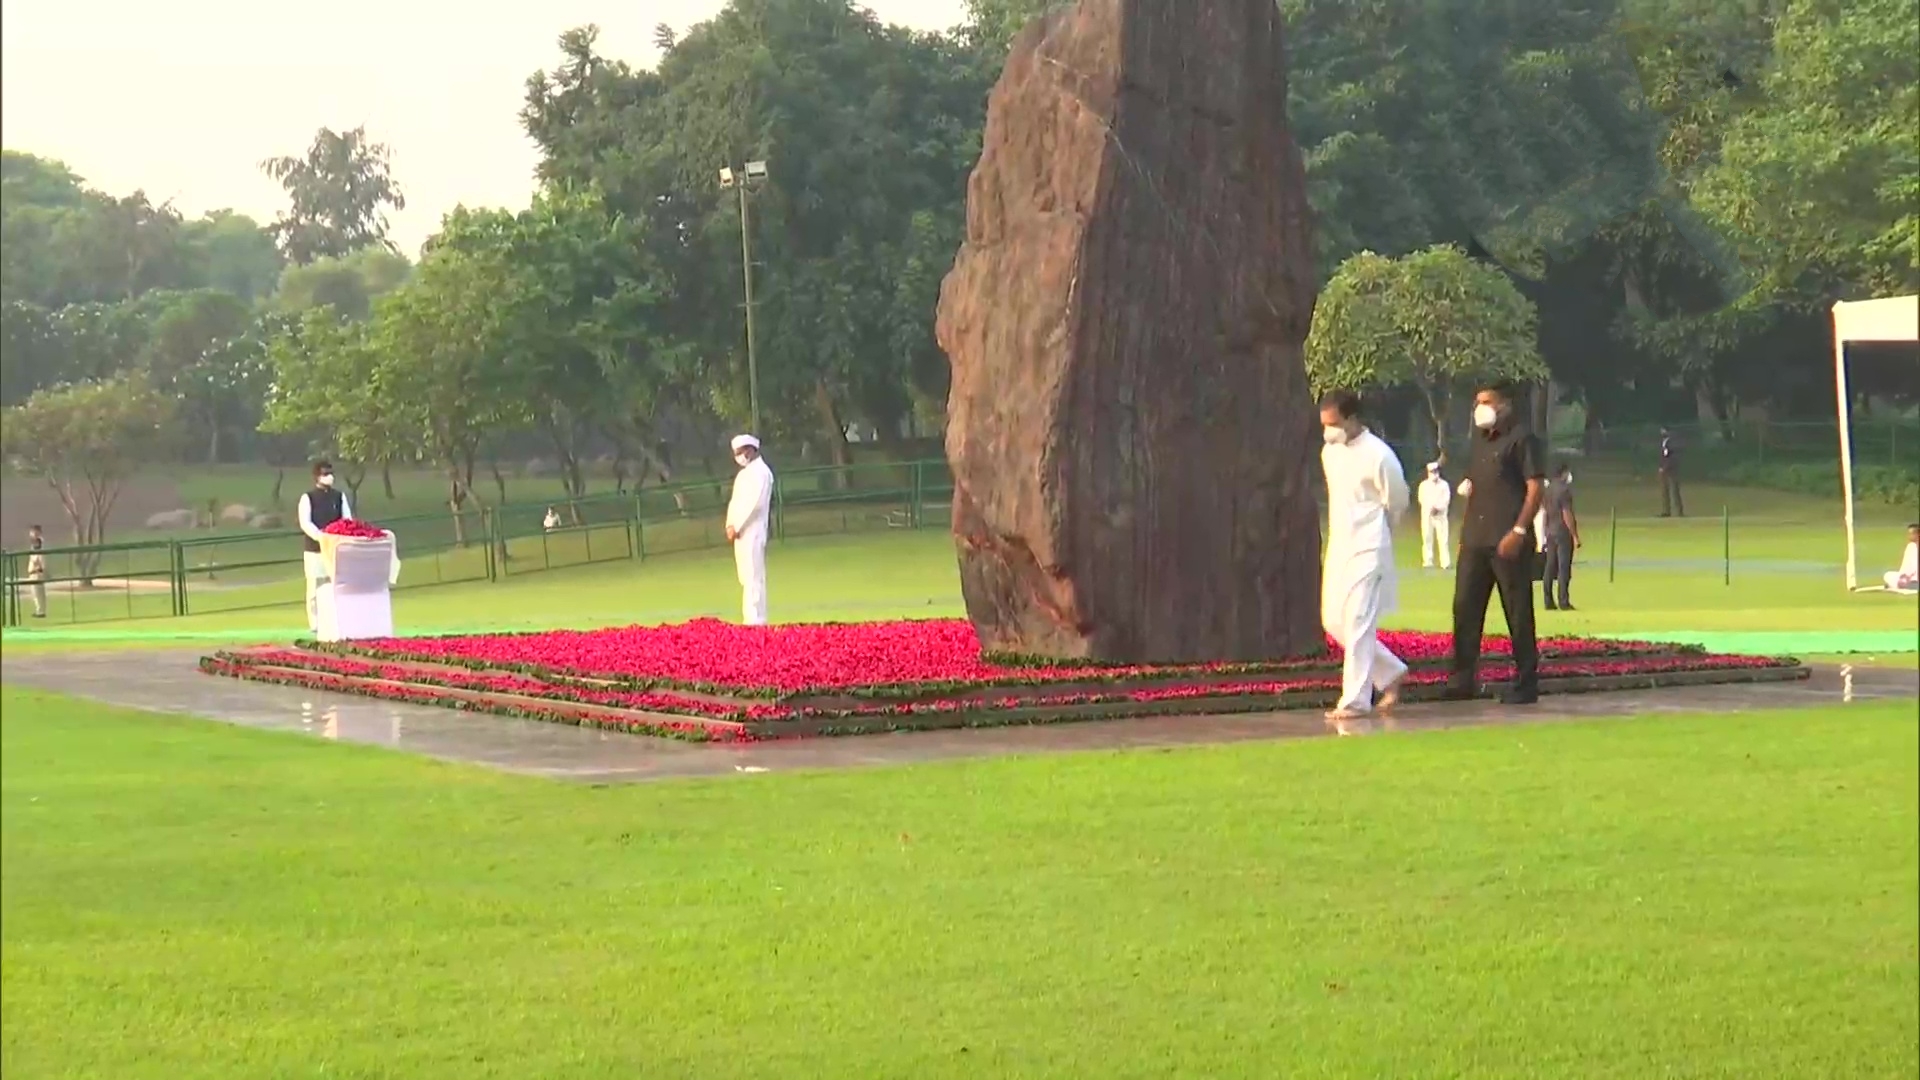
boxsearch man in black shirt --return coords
[1446,380,1546,705]
[1540,461,1581,611]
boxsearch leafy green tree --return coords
[259,310,411,502]
[260,127,408,264]
[1,375,175,571]
[136,289,259,462]
[523,8,989,461]
[1690,0,1919,300]
[182,210,284,302]
[427,188,679,504]
[272,246,412,320]
[363,246,529,537]
[1306,246,1547,459]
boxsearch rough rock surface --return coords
[937,0,1325,664]
[144,509,197,530]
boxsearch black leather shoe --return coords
[1500,686,1539,706]
[1439,684,1478,702]
[1543,602,1557,611]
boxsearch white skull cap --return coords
[1426,460,1441,471]
[731,434,761,453]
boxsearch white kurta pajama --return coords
[726,457,775,626]
[297,489,351,634]
[1321,431,1413,715]
[1417,475,1451,569]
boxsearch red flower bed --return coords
[322,518,387,539]
[198,655,755,743]
[207,645,1797,740]
[316,618,1682,698]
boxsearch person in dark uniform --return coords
[1445,380,1546,705]
[1658,427,1685,517]
[1540,461,1581,611]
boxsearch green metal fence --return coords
[1,460,958,628]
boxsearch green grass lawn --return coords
[2,688,1913,1079]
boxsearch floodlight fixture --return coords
[718,166,736,188]
[745,160,769,181]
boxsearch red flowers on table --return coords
[322,518,388,539]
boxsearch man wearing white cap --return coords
[724,434,775,625]
[1416,460,1452,570]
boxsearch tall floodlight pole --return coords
[720,161,770,435]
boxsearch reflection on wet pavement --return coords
[4,649,1914,783]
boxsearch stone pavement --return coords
[4,649,1914,783]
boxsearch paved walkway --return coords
[4,650,1913,783]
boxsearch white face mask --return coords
[316,474,335,488]
[1472,404,1499,430]
[1322,426,1349,447]
[733,454,750,468]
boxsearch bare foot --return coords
[1377,677,1405,711]
[1324,707,1368,722]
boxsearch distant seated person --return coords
[543,506,562,532]
[1886,524,1919,592]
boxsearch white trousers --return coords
[734,535,768,626]
[1322,568,1408,714]
[1421,512,1451,569]
[1886,571,1916,591]
[303,551,326,633]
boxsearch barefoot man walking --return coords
[1318,390,1412,722]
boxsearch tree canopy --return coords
[2,0,1911,510]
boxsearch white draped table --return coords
[315,532,402,642]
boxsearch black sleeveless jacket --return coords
[303,487,345,553]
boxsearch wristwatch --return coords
[1511,526,1527,536]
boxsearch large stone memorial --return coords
[937,0,1326,664]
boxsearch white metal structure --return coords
[1831,295,1918,590]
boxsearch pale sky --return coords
[0,0,971,256]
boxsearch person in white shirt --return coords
[1886,524,1920,591]
[296,461,350,635]
[1318,391,1412,721]
[1416,461,1452,569]
[724,434,775,626]
[543,506,562,532]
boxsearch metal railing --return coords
[5,453,1905,627]
[1,459,957,627]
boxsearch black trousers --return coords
[1450,543,1540,692]
[1541,534,1574,608]
[1659,469,1685,517]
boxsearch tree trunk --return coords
[382,462,396,500]
[342,464,366,508]
[1418,381,1450,468]
[448,470,469,546]
[814,381,851,491]
[207,425,221,465]
[271,468,286,508]
[1582,408,1602,456]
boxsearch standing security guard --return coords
[1445,380,1546,706]
[1540,461,1581,611]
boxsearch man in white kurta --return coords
[1885,525,1919,591]
[724,434,775,626]
[297,463,351,635]
[1318,392,1413,720]
[1417,461,1451,569]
